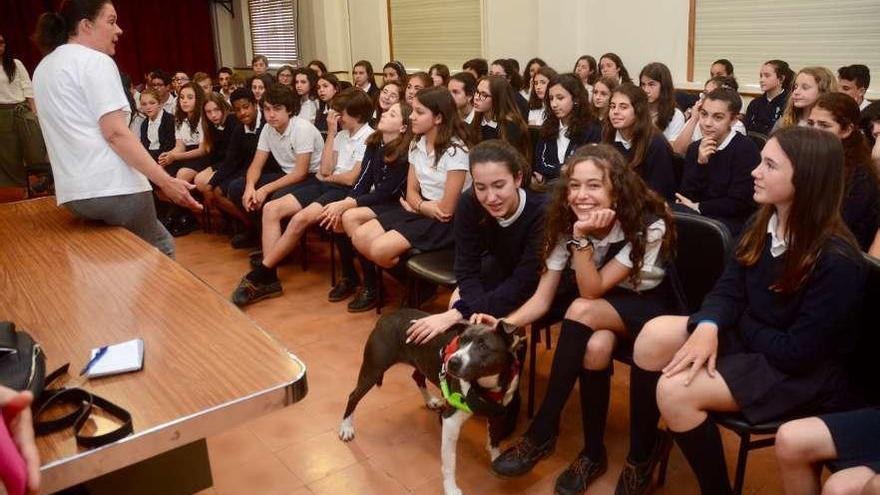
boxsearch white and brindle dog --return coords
[339,308,524,495]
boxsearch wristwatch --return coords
[566,237,594,252]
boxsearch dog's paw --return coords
[425,396,446,410]
[338,417,355,442]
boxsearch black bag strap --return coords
[33,364,134,448]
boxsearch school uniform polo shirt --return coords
[331,124,372,175]
[408,136,470,201]
[256,115,324,174]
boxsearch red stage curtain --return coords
[1,0,217,83]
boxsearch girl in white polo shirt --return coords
[351,86,472,286]
[639,62,686,142]
[293,67,319,124]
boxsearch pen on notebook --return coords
[79,346,109,376]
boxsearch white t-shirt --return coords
[162,94,177,116]
[257,115,324,174]
[408,136,471,201]
[661,108,686,142]
[299,98,319,124]
[33,43,150,204]
[545,219,667,291]
[557,124,571,163]
[0,59,34,104]
[331,123,371,175]
[175,117,204,146]
[146,113,163,150]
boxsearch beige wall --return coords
[215,0,692,82]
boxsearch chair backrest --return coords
[848,254,880,404]
[747,131,768,150]
[672,212,734,313]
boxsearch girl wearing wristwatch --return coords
[472,143,682,495]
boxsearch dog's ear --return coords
[495,319,526,352]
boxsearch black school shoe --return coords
[614,430,673,495]
[249,250,264,269]
[170,213,199,237]
[328,278,358,302]
[554,449,608,495]
[231,230,258,249]
[231,277,282,306]
[491,435,556,478]
[347,288,379,313]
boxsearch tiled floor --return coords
[172,230,784,495]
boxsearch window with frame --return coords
[693,0,879,93]
[388,0,482,72]
[248,0,299,67]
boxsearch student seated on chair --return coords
[674,87,759,236]
[404,72,430,106]
[406,139,546,340]
[138,89,175,162]
[806,92,880,253]
[349,86,472,300]
[471,75,530,163]
[203,88,270,237]
[775,407,880,495]
[639,62,686,142]
[590,76,619,124]
[633,127,868,495]
[320,101,413,313]
[293,67,320,125]
[472,144,682,495]
[773,66,837,131]
[193,92,241,222]
[573,55,598,98]
[603,83,677,201]
[671,76,747,156]
[448,72,477,125]
[227,85,324,250]
[231,89,371,306]
[370,81,401,128]
[315,73,341,134]
[527,66,557,127]
[532,73,602,185]
[598,52,633,85]
[744,59,794,136]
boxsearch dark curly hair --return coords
[540,73,596,141]
[540,144,675,289]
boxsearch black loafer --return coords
[555,449,608,495]
[347,288,379,313]
[615,430,673,495]
[328,278,357,302]
[231,231,258,249]
[231,277,282,306]
[491,435,556,478]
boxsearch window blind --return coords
[388,0,482,72]
[248,0,299,67]
[694,0,879,92]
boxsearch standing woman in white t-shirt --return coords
[0,33,46,188]
[32,0,199,257]
[352,86,472,271]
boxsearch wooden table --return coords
[0,198,308,494]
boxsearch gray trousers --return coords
[64,191,175,257]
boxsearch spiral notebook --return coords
[86,339,145,378]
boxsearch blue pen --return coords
[79,346,109,376]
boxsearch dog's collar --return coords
[439,336,521,416]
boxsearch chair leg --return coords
[732,432,751,495]
[329,234,336,287]
[527,325,538,418]
[657,432,671,486]
[375,267,383,315]
[544,325,552,350]
[300,232,308,271]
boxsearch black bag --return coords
[0,321,46,397]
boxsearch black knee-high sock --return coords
[673,418,733,495]
[334,234,360,284]
[526,319,593,444]
[629,366,662,463]
[359,253,378,290]
[579,367,611,459]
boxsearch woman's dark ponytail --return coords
[33,12,68,54]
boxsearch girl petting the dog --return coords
[473,143,682,495]
[633,127,868,495]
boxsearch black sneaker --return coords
[231,231,258,249]
[491,435,556,478]
[347,288,379,313]
[614,431,673,495]
[231,277,282,306]
[328,278,357,302]
[249,250,264,269]
[554,449,608,495]
[170,214,199,237]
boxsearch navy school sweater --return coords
[533,121,603,181]
[613,133,677,202]
[348,141,409,206]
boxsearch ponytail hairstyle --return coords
[468,139,529,224]
[602,83,660,170]
[639,62,677,131]
[779,66,837,129]
[736,127,859,293]
[599,52,632,84]
[540,144,675,288]
[765,59,795,94]
[367,101,415,165]
[540,73,595,140]
[411,86,472,167]
[33,0,112,54]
